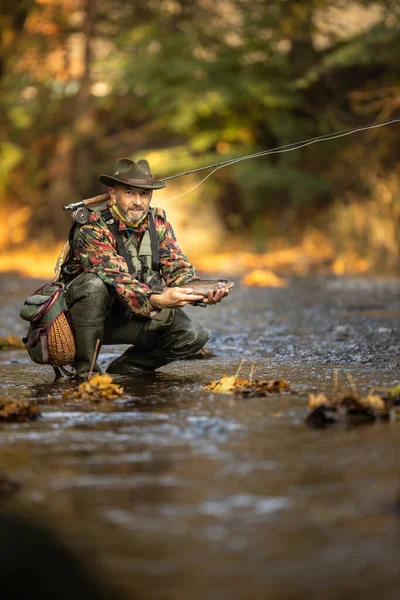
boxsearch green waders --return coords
[65,272,210,379]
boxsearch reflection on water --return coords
[0,275,400,600]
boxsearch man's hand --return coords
[202,286,230,305]
[150,287,205,309]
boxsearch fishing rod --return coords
[63,116,400,211]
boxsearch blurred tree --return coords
[0,0,399,262]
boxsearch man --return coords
[61,157,230,379]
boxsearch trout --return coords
[152,278,235,297]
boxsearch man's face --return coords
[110,185,152,222]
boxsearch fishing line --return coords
[158,117,400,204]
[158,166,225,203]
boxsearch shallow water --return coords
[0,274,400,599]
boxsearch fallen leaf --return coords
[308,393,329,410]
[204,360,293,398]
[0,397,40,422]
[0,336,25,350]
[204,375,248,394]
[306,378,391,428]
[362,393,386,413]
[204,375,292,397]
[65,373,125,402]
[234,378,292,397]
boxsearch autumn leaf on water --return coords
[233,378,292,397]
[366,382,400,404]
[0,397,40,422]
[78,373,124,400]
[204,375,292,396]
[203,360,293,397]
[64,373,125,402]
[204,374,248,394]
[0,336,25,350]
[306,371,392,428]
[361,392,386,412]
[203,358,248,395]
[308,393,329,410]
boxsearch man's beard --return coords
[116,200,147,223]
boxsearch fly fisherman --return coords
[60,158,231,379]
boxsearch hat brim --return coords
[99,175,166,190]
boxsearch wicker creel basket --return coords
[48,312,76,366]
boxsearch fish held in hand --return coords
[153,278,235,297]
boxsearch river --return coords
[0,273,399,599]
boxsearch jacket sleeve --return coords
[73,223,158,317]
[157,215,197,286]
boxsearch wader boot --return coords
[65,273,113,380]
[105,308,209,375]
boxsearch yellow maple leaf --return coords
[204,375,237,393]
[77,373,124,398]
[308,393,329,410]
[362,393,385,412]
[204,375,248,394]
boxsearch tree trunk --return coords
[45,0,97,239]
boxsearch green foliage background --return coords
[1,0,400,269]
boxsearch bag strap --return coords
[101,207,160,276]
[58,224,77,282]
[148,209,160,272]
[100,207,136,276]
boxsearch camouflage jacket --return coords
[63,204,197,317]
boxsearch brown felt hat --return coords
[99,158,166,190]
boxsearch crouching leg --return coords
[66,273,113,379]
[106,308,209,375]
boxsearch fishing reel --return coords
[71,206,90,225]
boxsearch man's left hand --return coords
[203,287,230,305]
